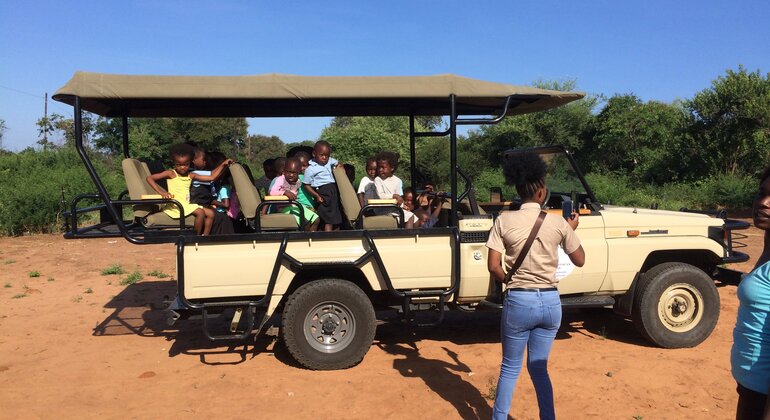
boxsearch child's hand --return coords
[285,191,297,201]
[317,195,326,205]
[161,192,173,199]
[224,159,234,166]
[394,195,404,205]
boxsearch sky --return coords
[1,0,769,151]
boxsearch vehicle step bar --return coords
[476,294,617,311]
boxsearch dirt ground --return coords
[0,220,762,420]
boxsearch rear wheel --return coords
[632,262,719,348]
[281,279,376,370]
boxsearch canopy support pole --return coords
[449,94,458,227]
[122,115,129,158]
[409,114,416,190]
[74,97,137,243]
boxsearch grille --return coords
[460,231,489,243]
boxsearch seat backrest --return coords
[230,163,262,219]
[121,158,158,218]
[333,166,362,226]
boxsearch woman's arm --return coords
[568,245,585,267]
[146,170,174,198]
[487,249,506,283]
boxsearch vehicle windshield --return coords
[503,147,595,208]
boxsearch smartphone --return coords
[562,199,573,220]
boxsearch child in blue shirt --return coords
[302,140,343,231]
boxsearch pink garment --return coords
[269,175,301,197]
[227,191,240,220]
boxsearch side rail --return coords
[63,193,190,244]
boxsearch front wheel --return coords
[632,262,719,348]
[281,279,376,370]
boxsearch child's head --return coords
[169,143,195,176]
[295,151,311,173]
[365,157,377,180]
[207,150,226,171]
[313,140,332,165]
[263,158,277,179]
[403,187,416,211]
[375,151,399,180]
[192,148,207,170]
[285,158,301,184]
[273,157,287,177]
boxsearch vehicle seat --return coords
[333,166,400,229]
[121,158,195,227]
[229,163,300,231]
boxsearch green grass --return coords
[3,283,11,288]
[147,269,170,278]
[120,271,143,286]
[28,271,41,278]
[100,263,124,276]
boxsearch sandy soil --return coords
[0,221,762,420]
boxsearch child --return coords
[374,151,415,228]
[254,158,276,196]
[146,143,232,235]
[269,157,320,231]
[189,147,217,206]
[294,151,318,213]
[302,140,343,231]
[357,157,378,207]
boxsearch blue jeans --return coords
[493,289,562,420]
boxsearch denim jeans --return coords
[493,289,562,420]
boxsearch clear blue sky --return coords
[1,0,768,151]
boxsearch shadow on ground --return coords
[93,282,658,367]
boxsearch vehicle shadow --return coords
[376,335,493,419]
[93,280,278,365]
[558,308,653,347]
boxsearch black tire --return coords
[281,279,376,370]
[632,262,719,348]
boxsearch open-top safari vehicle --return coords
[55,72,748,369]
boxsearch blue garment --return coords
[732,261,770,394]
[493,289,561,420]
[302,157,338,188]
[215,185,230,213]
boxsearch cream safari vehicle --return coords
[55,72,748,370]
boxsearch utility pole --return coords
[43,93,48,147]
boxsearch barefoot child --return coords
[146,144,232,235]
[302,140,343,231]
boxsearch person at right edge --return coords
[486,151,585,420]
[731,166,770,420]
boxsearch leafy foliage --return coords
[0,147,125,235]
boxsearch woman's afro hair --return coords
[502,151,547,199]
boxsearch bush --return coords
[0,147,125,235]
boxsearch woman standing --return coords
[731,167,770,420]
[486,152,585,420]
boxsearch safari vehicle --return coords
[55,72,749,370]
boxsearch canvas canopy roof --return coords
[53,72,584,118]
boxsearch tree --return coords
[585,94,689,183]
[36,113,95,149]
[0,118,6,149]
[321,116,429,184]
[685,66,770,176]
[465,79,598,169]
[92,117,249,161]
[239,134,286,175]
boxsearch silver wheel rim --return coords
[657,282,704,333]
[303,301,356,353]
